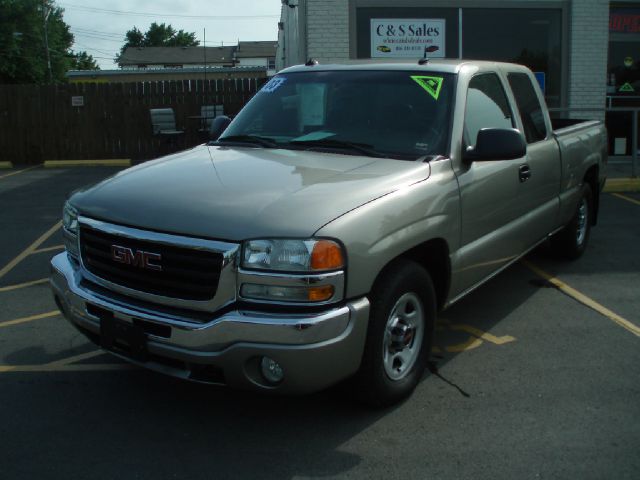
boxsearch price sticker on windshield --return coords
[262,77,287,93]
[411,76,443,100]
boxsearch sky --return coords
[58,0,282,69]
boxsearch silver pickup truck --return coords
[50,60,607,406]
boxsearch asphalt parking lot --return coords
[1,165,639,480]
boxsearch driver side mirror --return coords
[465,128,526,161]
[209,115,232,141]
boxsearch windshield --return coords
[221,70,454,159]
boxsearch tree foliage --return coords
[69,50,99,71]
[0,0,99,84]
[118,22,200,59]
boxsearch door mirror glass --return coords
[465,128,526,161]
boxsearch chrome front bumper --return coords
[50,252,370,393]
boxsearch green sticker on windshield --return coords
[411,76,443,100]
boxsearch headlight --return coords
[62,202,79,234]
[242,239,344,272]
[239,239,345,304]
[62,201,79,260]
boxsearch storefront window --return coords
[608,4,640,96]
[607,4,639,157]
[462,9,563,108]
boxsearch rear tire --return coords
[354,259,436,407]
[552,183,593,260]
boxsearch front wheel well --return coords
[372,239,450,311]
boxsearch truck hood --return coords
[71,145,431,241]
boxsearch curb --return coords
[603,178,640,193]
[44,159,131,168]
[0,162,13,169]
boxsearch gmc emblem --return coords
[110,245,162,271]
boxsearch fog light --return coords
[260,356,284,385]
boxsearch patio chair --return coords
[199,105,225,132]
[150,108,184,152]
[150,108,184,136]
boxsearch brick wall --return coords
[306,0,350,62]
[568,0,609,119]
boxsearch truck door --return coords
[451,72,527,297]
[507,72,562,244]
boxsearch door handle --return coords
[519,164,531,183]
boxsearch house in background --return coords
[233,41,278,76]
[67,41,278,83]
[118,46,236,69]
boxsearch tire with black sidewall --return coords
[354,259,436,407]
[552,183,593,260]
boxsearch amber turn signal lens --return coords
[307,285,335,302]
[310,240,344,270]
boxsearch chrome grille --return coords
[80,225,223,301]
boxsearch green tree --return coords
[117,22,199,60]
[69,50,99,70]
[0,0,96,84]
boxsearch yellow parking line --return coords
[0,278,49,292]
[44,159,131,168]
[449,324,516,345]
[0,351,122,373]
[0,310,60,329]
[0,165,39,180]
[446,337,483,353]
[46,350,105,367]
[612,193,640,207]
[0,220,62,281]
[0,364,129,373]
[31,244,64,255]
[522,260,640,338]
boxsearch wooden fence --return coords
[0,78,266,164]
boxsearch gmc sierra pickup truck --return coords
[51,60,607,406]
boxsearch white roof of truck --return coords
[280,59,529,75]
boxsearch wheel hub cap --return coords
[576,198,588,245]
[382,292,425,381]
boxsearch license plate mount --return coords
[99,310,148,362]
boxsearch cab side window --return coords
[508,73,548,143]
[464,73,514,148]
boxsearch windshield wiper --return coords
[215,135,277,148]
[288,138,388,158]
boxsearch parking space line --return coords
[0,350,127,374]
[0,278,49,292]
[446,337,483,353]
[30,245,64,255]
[522,260,640,338]
[449,324,516,345]
[46,350,105,367]
[0,220,62,281]
[0,310,60,329]
[0,165,39,181]
[0,364,128,373]
[612,193,640,207]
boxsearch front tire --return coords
[354,259,436,407]
[552,183,593,260]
